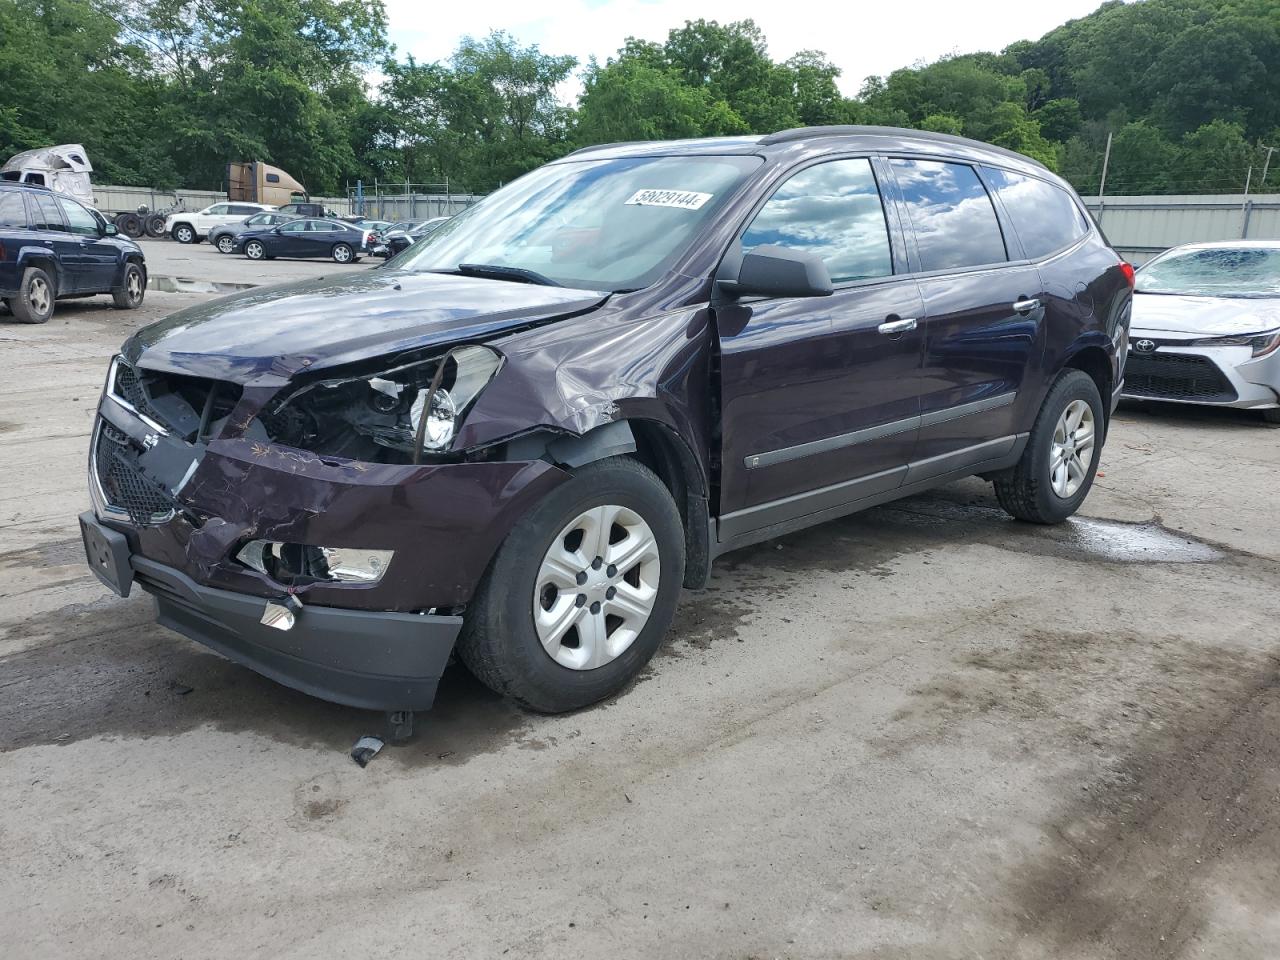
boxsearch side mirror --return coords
[717,244,834,299]
[103,223,118,237]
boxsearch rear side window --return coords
[889,159,1006,272]
[983,167,1089,260]
[742,157,893,284]
[30,193,66,231]
[228,204,258,215]
[58,198,100,237]
[0,191,28,227]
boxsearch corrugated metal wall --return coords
[1081,194,1280,264]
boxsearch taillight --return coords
[1119,261,1135,288]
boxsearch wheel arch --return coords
[17,252,62,295]
[1061,344,1112,423]
[503,418,712,591]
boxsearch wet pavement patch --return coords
[148,276,257,295]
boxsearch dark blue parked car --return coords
[0,182,146,323]
[81,127,1132,722]
[233,217,376,263]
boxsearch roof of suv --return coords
[558,125,1048,177]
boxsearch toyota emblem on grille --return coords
[1133,339,1157,354]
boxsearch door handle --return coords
[1013,298,1041,313]
[877,317,917,335]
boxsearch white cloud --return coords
[381,0,1106,99]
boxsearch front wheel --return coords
[215,235,235,254]
[172,223,195,244]
[457,457,685,713]
[331,242,354,263]
[994,369,1103,524]
[244,240,266,260]
[111,262,145,309]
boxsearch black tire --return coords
[457,457,685,713]
[215,234,236,254]
[994,369,1104,524]
[1261,408,1280,425]
[9,266,55,324]
[122,214,144,239]
[172,222,196,244]
[244,240,266,260]
[331,242,354,263]
[144,214,166,238]
[111,262,146,309]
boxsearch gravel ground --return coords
[1,290,1278,960]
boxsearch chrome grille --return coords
[92,421,174,525]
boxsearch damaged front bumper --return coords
[81,510,463,710]
[83,361,570,711]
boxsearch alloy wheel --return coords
[333,244,352,263]
[246,241,264,260]
[126,269,143,303]
[28,276,51,316]
[217,236,234,253]
[1050,399,1095,499]
[533,504,661,671]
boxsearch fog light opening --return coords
[235,540,393,584]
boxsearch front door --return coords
[58,197,118,292]
[273,219,311,256]
[884,157,1045,470]
[716,156,924,540]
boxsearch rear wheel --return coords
[172,223,196,244]
[111,263,145,309]
[144,214,167,238]
[457,457,684,713]
[331,242,354,263]
[244,240,266,260]
[9,267,55,324]
[995,369,1103,524]
[215,234,235,254]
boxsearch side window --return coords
[205,204,230,215]
[59,198,100,237]
[266,173,281,183]
[983,167,1089,260]
[31,193,66,231]
[0,192,29,227]
[228,204,257,215]
[279,220,307,233]
[889,159,1007,272]
[741,158,893,284]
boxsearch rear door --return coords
[27,191,82,291]
[58,197,118,292]
[884,157,1045,473]
[716,156,925,537]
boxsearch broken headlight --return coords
[260,345,503,460]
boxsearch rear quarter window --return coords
[0,191,28,227]
[889,159,1007,272]
[983,166,1089,260]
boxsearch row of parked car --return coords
[164,200,449,263]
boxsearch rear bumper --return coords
[83,511,463,710]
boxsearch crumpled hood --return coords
[124,270,608,383]
[1131,293,1280,336]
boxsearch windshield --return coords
[1136,247,1280,298]
[395,155,762,291]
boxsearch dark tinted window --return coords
[30,193,66,231]
[742,158,892,283]
[228,204,258,215]
[266,173,281,183]
[0,191,28,227]
[983,167,1088,259]
[58,198,100,236]
[890,159,1006,271]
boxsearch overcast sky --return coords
[382,0,1109,97]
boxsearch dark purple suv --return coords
[80,126,1133,720]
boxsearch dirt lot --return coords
[1,287,1278,960]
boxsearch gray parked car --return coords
[208,211,297,254]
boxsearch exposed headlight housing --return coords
[1191,328,1280,358]
[257,344,503,461]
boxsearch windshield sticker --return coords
[624,189,713,210]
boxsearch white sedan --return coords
[1125,240,1280,422]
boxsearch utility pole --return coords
[1241,166,1253,238]
[1261,145,1275,187]
[1096,131,1113,226]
